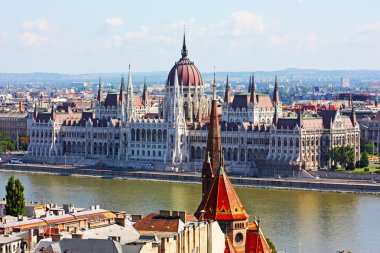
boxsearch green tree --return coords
[265,237,277,253]
[360,151,369,168]
[360,137,375,153]
[5,176,25,216]
[328,146,355,170]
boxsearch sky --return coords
[0,0,380,73]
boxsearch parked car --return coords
[10,158,23,164]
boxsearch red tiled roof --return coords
[245,222,272,253]
[224,236,238,253]
[199,165,249,221]
[133,213,181,234]
[167,58,202,87]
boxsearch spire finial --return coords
[181,28,188,58]
[213,67,217,100]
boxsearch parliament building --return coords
[27,34,360,176]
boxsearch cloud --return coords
[114,25,151,46]
[356,23,380,34]
[106,17,123,27]
[231,11,264,35]
[269,34,318,51]
[22,19,50,32]
[0,32,9,46]
[19,32,48,46]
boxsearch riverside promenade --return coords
[1,163,380,194]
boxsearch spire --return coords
[33,101,38,120]
[224,74,231,104]
[181,28,188,59]
[142,77,148,105]
[350,99,356,127]
[273,75,280,104]
[250,74,257,105]
[97,76,102,102]
[201,151,214,198]
[51,104,56,121]
[297,107,302,127]
[213,67,217,100]
[119,74,125,102]
[196,148,249,221]
[126,65,135,120]
[248,75,252,93]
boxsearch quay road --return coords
[1,163,380,194]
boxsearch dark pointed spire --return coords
[181,28,188,59]
[224,74,231,104]
[250,74,257,105]
[201,151,214,198]
[119,74,125,102]
[51,104,56,121]
[142,77,148,105]
[297,107,302,127]
[350,98,356,127]
[97,76,102,103]
[248,75,252,93]
[273,75,280,104]
[33,101,38,120]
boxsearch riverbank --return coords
[1,163,380,194]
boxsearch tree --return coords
[360,137,375,153]
[328,146,355,170]
[360,151,369,168]
[5,176,25,216]
[265,237,277,253]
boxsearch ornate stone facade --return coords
[27,35,360,176]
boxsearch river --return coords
[0,171,379,253]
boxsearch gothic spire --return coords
[97,76,102,103]
[250,74,257,105]
[273,75,280,104]
[350,97,357,127]
[206,67,221,174]
[224,74,231,104]
[297,107,302,127]
[248,74,252,93]
[142,77,148,105]
[119,74,125,102]
[181,29,188,59]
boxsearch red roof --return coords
[245,222,272,253]
[224,236,238,253]
[200,165,249,221]
[167,58,202,87]
[133,213,181,234]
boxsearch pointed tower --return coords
[97,76,102,103]
[33,101,38,120]
[207,72,222,174]
[297,107,302,127]
[224,75,232,104]
[142,77,148,106]
[250,75,257,105]
[181,30,188,59]
[119,74,125,103]
[51,104,56,121]
[125,65,135,121]
[198,152,249,253]
[273,75,280,104]
[350,97,357,127]
[248,75,252,93]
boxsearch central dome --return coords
[167,34,203,87]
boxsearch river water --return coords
[0,171,379,253]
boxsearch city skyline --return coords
[1,0,380,73]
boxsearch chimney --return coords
[178,211,187,223]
